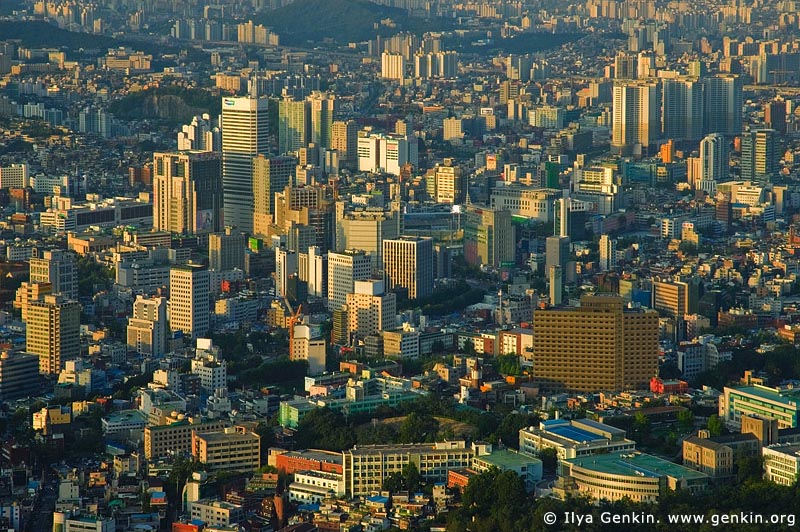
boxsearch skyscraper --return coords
[741,129,776,185]
[253,155,295,237]
[661,77,703,142]
[703,74,742,136]
[275,247,298,299]
[308,91,336,149]
[532,295,659,392]
[611,79,660,156]
[699,133,729,194]
[613,52,637,79]
[331,120,358,168]
[221,96,269,233]
[463,205,514,268]
[29,249,77,300]
[598,234,616,272]
[549,265,562,306]
[765,100,787,134]
[327,250,371,311]
[169,264,210,341]
[208,227,246,271]
[278,96,310,155]
[307,246,327,298]
[383,236,434,300]
[27,294,80,375]
[126,295,168,356]
[346,280,397,339]
[153,151,223,235]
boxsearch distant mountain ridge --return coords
[255,0,444,45]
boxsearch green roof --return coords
[730,386,800,406]
[566,452,708,481]
[477,450,541,469]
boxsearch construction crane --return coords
[284,297,303,359]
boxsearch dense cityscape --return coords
[3,0,800,530]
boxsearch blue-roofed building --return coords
[519,418,636,460]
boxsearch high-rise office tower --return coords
[221,96,269,233]
[169,264,210,341]
[327,250,371,312]
[275,247,298,299]
[14,281,52,323]
[27,294,80,375]
[463,205,514,268]
[331,120,358,168]
[383,236,434,300]
[274,183,335,253]
[549,265,563,306]
[698,133,729,194]
[598,234,616,272]
[611,79,660,156]
[336,205,402,269]
[153,151,223,235]
[307,246,327,298]
[765,100,787,134]
[346,280,397,339]
[278,96,310,154]
[208,227,246,271]
[126,295,168,356]
[253,155,295,237]
[308,92,336,149]
[613,52,637,79]
[741,129,776,185]
[545,235,570,283]
[29,249,77,300]
[661,77,704,142]
[433,163,464,204]
[703,74,742,136]
[532,294,659,392]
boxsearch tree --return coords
[707,414,724,437]
[633,412,651,439]
[677,409,695,432]
[293,408,355,451]
[398,412,438,443]
[538,448,557,473]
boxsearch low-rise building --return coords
[187,499,244,527]
[342,441,473,496]
[289,470,345,504]
[763,444,800,486]
[470,443,542,492]
[682,434,734,478]
[720,385,800,429]
[519,418,635,460]
[144,419,228,460]
[192,427,260,472]
[557,451,710,503]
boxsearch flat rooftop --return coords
[729,385,800,406]
[476,450,541,469]
[548,425,606,443]
[567,452,708,481]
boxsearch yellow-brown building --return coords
[682,434,734,478]
[532,294,658,392]
[192,427,261,472]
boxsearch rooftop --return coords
[728,385,800,406]
[475,449,541,469]
[566,452,709,481]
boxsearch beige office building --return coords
[342,441,472,496]
[14,281,52,322]
[252,155,295,237]
[169,264,210,341]
[192,427,261,472]
[144,419,228,460]
[532,294,659,392]
[152,151,223,235]
[327,250,372,312]
[126,295,168,356]
[346,280,396,339]
[27,294,81,375]
[383,236,434,300]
